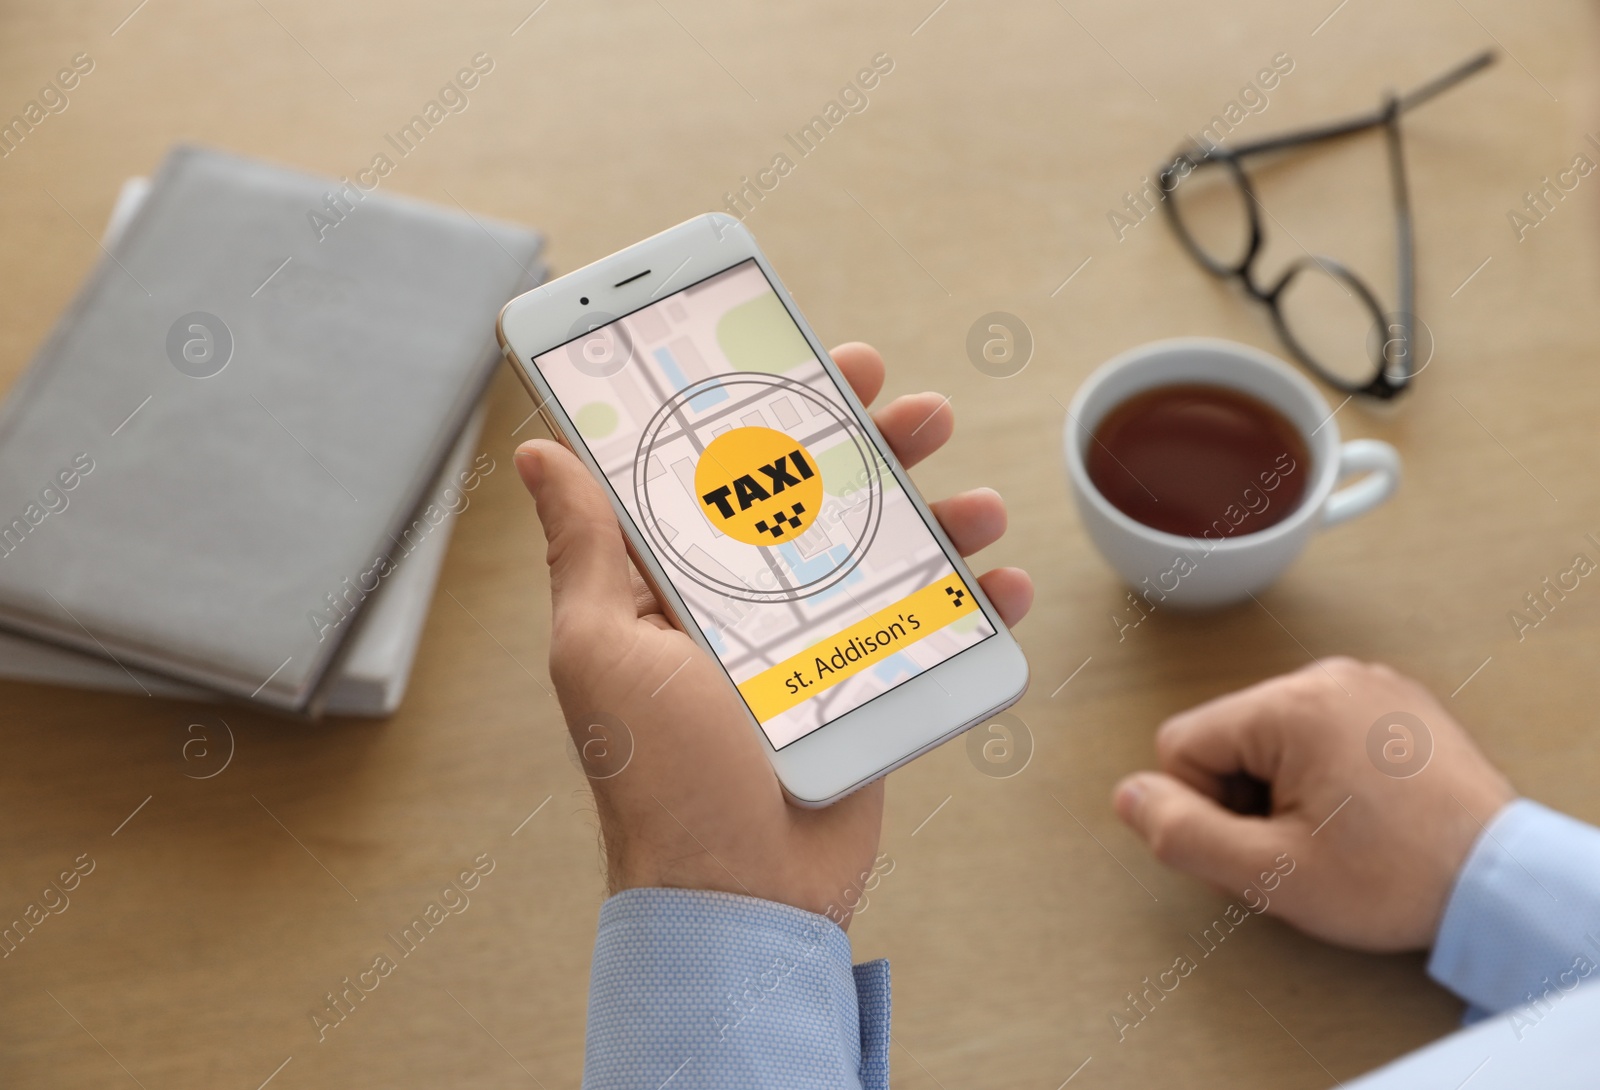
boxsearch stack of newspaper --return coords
[0,146,545,716]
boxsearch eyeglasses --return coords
[1157,51,1495,401]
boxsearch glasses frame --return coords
[1156,50,1495,401]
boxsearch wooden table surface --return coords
[3,1,1598,1086]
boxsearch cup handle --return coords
[1320,439,1401,529]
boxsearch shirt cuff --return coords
[1428,799,1600,1015]
[583,887,891,1090]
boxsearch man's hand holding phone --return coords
[516,342,1033,926]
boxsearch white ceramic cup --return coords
[1063,337,1401,609]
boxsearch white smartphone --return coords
[496,213,1029,805]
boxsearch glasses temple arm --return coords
[1211,50,1497,161]
[1385,97,1416,380]
[1398,49,1496,112]
[1224,111,1387,157]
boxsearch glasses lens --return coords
[1275,261,1386,389]
[1166,157,1253,272]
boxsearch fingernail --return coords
[513,446,541,489]
[1113,778,1144,821]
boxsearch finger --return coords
[929,488,1006,556]
[1113,771,1287,891]
[1154,675,1300,797]
[976,567,1033,628]
[830,342,886,407]
[516,440,635,635]
[872,392,953,469]
[628,566,668,622]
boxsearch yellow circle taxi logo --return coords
[694,426,823,546]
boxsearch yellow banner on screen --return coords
[736,574,978,722]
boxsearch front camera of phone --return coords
[579,296,590,305]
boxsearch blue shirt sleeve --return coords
[582,888,891,1090]
[1428,799,1600,1017]
[1344,981,1600,1089]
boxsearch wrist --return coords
[1427,798,1600,1014]
[1425,789,1518,946]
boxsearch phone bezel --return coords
[496,213,1029,806]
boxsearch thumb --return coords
[515,440,635,633]
[1113,771,1286,893]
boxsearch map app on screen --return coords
[534,259,994,749]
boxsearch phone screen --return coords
[532,258,995,749]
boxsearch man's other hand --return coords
[1113,658,1515,951]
